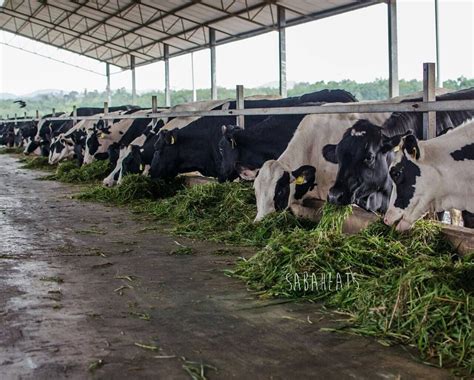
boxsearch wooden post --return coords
[72,105,77,125]
[14,113,17,125]
[36,110,39,120]
[423,62,436,140]
[236,85,245,128]
[152,95,157,127]
[52,108,56,117]
[24,111,27,118]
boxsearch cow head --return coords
[254,160,316,222]
[323,119,404,213]
[384,133,429,231]
[150,128,179,179]
[84,128,109,164]
[49,135,75,164]
[218,125,241,181]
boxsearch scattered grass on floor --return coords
[0,146,23,154]
[76,174,186,204]
[40,276,64,284]
[182,360,217,380]
[170,247,194,256]
[19,156,55,170]
[49,160,111,183]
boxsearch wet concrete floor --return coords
[0,154,453,379]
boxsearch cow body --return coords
[254,111,392,221]
[150,91,358,181]
[384,121,474,231]
[325,88,474,213]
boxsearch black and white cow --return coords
[83,109,153,167]
[217,90,358,182]
[253,111,394,222]
[150,90,358,181]
[383,121,474,231]
[102,99,240,187]
[48,118,89,165]
[26,113,69,156]
[324,87,474,214]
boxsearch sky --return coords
[0,0,473,96]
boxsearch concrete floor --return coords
[0,154,453,379]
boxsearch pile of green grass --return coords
[136,182,317,246]
[0,146,24,154]
[48,160,111,183]
[19,156,54,170]
[75,177,472,372]
[77,174,186,204]
[234,205,473,373]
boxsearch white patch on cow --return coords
[385,121,474,230]
[351,129,366,137]
[254,108,395,222]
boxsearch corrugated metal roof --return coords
[0,0,383,70]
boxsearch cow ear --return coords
[401,134,421,160]
[322,144,338,164]
[381,130,412,153]
[290,165,317,187]
[238,166,259,181]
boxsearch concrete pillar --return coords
[387,0,399,97]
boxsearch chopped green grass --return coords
[134,182,317,246]
[77,174,186,204]
[46,160,110,183]
[0,146,24,154]
[233,206,473,373]
[19,156,54,170]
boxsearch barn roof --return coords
[0,0,382,70]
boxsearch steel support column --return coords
[278,6,287,98]
[131,55,136,105]
[164,44,171,107]
[210,28,217,100]
[106,63,111,105]
[423,62,436,140]
[387,0,399,97]
[435,0,441,87]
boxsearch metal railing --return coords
[1,64,473,141]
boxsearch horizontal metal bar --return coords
[1,100,473,123]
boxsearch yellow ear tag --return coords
[393,145,400,153]
[295,176,305,185]
[100,133,106,138]
[139,164,144,171]
[170,136,175,145]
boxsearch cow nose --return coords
[327,188,344,205]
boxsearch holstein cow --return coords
[103,99,237,187]
[324,87,474,219]
[217,90,357,181]
[48,118,89,165]
[25,113,68,156]
[383,121,474,230]
[150,91,357,181]
[83,109,153,167]
[253,111,394,222]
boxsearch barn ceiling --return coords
[0,0,382,70]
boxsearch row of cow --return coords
[1,87,473,231]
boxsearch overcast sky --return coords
[0,0,473,96]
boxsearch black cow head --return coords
[218,125,241,181]
[323,119,409,212]
[150,128,179,179]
